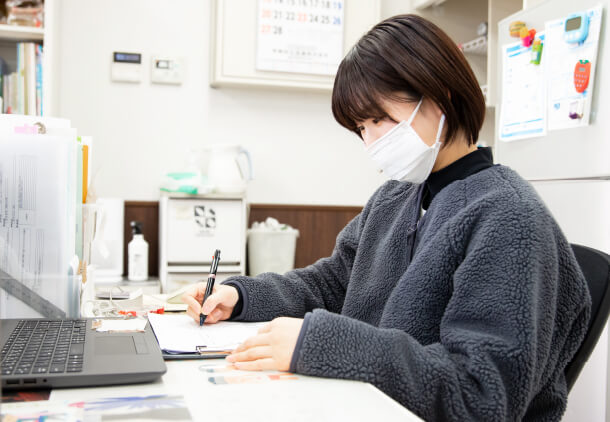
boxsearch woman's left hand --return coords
[226,317,304,371]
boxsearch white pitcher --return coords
[206,144,254,194]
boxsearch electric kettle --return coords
[205,144,254,194]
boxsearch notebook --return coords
[147,314,266,359]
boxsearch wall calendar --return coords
[256,0,345,75]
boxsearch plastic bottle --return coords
[128,221,149,281]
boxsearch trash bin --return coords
[247,218,299,276]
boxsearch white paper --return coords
[498,35,547,142]
[256,0,344,75]
[148,313,267,353]
[544,5,602,131]
[0,134,77,318]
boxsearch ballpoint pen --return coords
[200,249,221,326]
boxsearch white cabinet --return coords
[166,198,243,264]
[209,0,382,91]
[165,269,242,295]
[159,194,247,293]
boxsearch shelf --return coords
[160,191,246,200]
[481,84,488,103]
[480,84,496,108]
[459,36,487,55]
[0,23,44,41]
[165,265,243,273]
[414,0,447,9]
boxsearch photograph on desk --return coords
[2,0,610,421]
[0,394,193,422]
[0,400,81,422]
[0,389,50,404]
[208,372,299,385]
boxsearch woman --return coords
[183,14,590,421]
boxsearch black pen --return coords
[200,249,221,326]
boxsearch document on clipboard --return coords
[147,313,266,359]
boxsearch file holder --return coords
[0,133,80,319]
[0,269,80,319]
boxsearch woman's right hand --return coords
[181,283,240,324]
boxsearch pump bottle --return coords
[128,221,149,281]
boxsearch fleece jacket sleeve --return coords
[290,199,590,421]
[222,215,358,321]
[220,183,392,322]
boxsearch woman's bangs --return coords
[332,52,389,133]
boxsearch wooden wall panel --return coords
[248,204,362,269]
[123,202,363,276]
[123,201,159,277]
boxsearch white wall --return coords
[55,0,385,206]
[56,0,497,206]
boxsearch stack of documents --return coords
[0,134,77,318]
[148,313,266,354]
[0,117,93,319]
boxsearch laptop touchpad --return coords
[95,336,136,355]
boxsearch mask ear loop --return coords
[434,114,447,145]
[406,97,424,126]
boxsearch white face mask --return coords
[365,98,446,184]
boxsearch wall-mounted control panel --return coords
[151,57,184,85]
[111,52,142,83]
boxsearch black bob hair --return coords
[331,14,486,146]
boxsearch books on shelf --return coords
[0,42,43,116]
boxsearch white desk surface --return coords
[49,358,422,421]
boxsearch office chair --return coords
[564,244,610,391]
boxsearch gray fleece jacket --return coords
[223,165,590,421]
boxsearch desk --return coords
[47,358,422,421]
[94,278,162,296]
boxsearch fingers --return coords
[182,283,237,324]
[201,289,231,315]
[182,294,202,315]
[181,282,205,303]
[186,307,225,325]
[181,283,207,323]
[233,358,276,371]
[258,322,273,334]
[227,345,272,363]
[203,308,226,324]
[232,333,271,353]
[186,306,200,323]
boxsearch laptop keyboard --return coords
[1,319,86,376]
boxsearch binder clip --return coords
[530,39,543,65]
[569,98,585,120]
[196,346,232,356]
[520,26,537,47]
[33,122,46,134]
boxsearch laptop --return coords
[1,318,166,390]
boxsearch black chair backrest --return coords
[565,244,610,391]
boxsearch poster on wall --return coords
[544,5,602,131]
[498,35,547,142]
[256,0,345,76]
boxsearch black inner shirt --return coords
[422,147,494,210]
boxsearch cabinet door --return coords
[167,199,243,264]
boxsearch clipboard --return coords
[162,346,232,360]
[148,314,266,361]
